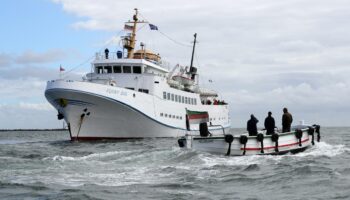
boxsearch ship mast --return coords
[189,33,197,70]
[123,8,147,59]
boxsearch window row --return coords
[125,87,149,94]
[162,92,197,105]
[96,65,142,74]
[209,117,227,121]
[160,113,183,120]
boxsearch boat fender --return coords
[314,125,321,142]
[308,127,315,145]
[295,129,303,147]
[240,135,248,155]
[57,112,64,120]
[271,133,279,153]
[199,123,209,137]
[257,133,264,154]
[225,134,234,156]
[178,138,186,148]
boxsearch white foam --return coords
[43,150,138,162]
[294,141,349,158]
[193,141,349,167]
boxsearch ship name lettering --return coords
[106,88,120,95]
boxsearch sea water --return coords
[0,127,349,200]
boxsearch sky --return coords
[0,0,350,129]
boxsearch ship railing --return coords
[95,52,122,61]
[94,52,170,70]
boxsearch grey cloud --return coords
[0,65,82,82]
[25,0,350,127]
[0,103,61,129]
[0,53,13,68]
[15,49,67,64]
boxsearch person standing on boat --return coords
[264,111,275,135]
[282,108,293,132]
[247,114,259,136]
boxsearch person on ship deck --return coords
[264,111,275,135]
[247,114,259,136]
[282,107,293,133]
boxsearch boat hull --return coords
[45,80,230,140]
[179,127,319,156]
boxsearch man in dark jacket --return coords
[247,114,259,136]
[282,107,293,132]
[264,111,275,135]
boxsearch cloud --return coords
[18,102,54,111]
[2,0,348,128]
[0,53,13,68]
[15,49,67,64]
[0,102,61,129]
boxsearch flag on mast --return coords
[186,109,209,124]
[60,65,65,72]
[124,24,134,31]
[149,24,158,30]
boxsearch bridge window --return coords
[182,96,184,103]
[113,66,122,73]
[96,66,103,74]
[175,95,178,102]
[104,66,112,73]
[185,97,188,104]
[194,99,197,105]
[133,66,142,74]
[171,94,174,101]
[163,92,166,99]
[123,66,131,73]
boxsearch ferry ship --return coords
[45,9,230,140]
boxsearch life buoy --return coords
[271,133,279,153]
[257,133,264,154]
[225,134,234,156]
[240,135,248,155]
[295,129,303,147]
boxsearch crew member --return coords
[282,107,293,132]
[247,114,259,136]
[264,111,275,135]
[105,48,109,59]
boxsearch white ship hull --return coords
[45,80,230,140]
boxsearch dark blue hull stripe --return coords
[45,88,231,131]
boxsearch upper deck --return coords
[93,52,169,74]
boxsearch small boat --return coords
[178,122,321,156]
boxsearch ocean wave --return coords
[43,150,137,162]
[293,141,349,158]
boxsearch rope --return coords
[157,30,192,47]
[138,11,192,48]
[62,29,125,78]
